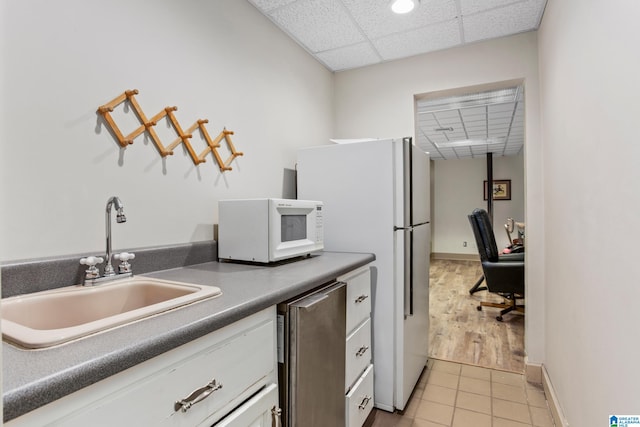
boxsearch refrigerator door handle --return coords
[408,228,414,317]
[396,222,429,317]
[396,226,414,318]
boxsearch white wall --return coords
[433,154,524,255]
[538,1,640,425]
[333,32,545,364]
[0,0,333,262]
[0,0,4,414]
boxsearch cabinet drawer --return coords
[30,314,276,427]
[345,318,372,392]
[346,364,374,427]
[342,267,371,334]
[170,320,276,426]
[214,383,279,427]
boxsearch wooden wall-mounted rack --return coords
[98,89,243,171]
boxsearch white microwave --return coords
[218,198,324,263]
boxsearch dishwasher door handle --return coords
[291,281,343,309]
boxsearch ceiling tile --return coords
[315,43,381,71]
[373,19,461,61]
[462,0,544,43]
[467,132,487,139]
[248,0,298,13]
[462,107,486,116]
[435,110,460,120]
[461,123,484,130]
[268,0,365,53]
[459,0,520,15]
[471,146,488,155]
[250,0,546,72]
[342,0,458,39]
[415,85,525,160]
[489,103,516,113]
[249,1,535,158]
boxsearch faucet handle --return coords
[114,252,135,274]
[80,256,104,266]
[80,256,104,279]
[114,252,135,262]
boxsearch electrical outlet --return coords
[463,241,467,247]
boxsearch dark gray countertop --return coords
[2,251,374,422]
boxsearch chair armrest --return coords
[482,261,525,295]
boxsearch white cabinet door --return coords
[346,365,374,427]
[59,321,274,427]
[214,383,279,427]
[7,307,277,427]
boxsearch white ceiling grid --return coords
[248,0,547,71]
[248,0,538,160]
[415,86,525,160]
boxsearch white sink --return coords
[1,276,222,349]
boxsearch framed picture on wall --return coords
[484,179,511,200]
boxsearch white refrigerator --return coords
[296,137,430,412]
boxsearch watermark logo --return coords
[610,415,640,427]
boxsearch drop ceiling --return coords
[248,0,547,72]
[415,85,525,160]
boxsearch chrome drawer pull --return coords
[355,345,369,357]
[271,406,282,427]
[174,379,223,413]
[354,295,369,304]
[358,395,372,410]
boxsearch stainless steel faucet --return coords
[104,196,127,276]
[79,196,134,286]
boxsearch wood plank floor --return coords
[429,259,525,373]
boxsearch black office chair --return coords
[468,208,525,321]
[468,220,524,295]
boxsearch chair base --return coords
[469,275,487,294]
[477,294,524,321]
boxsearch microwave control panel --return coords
[315,204,324,243]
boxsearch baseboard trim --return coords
[524,361,542,384]
[542,365,569,427]
[431,253,479,261]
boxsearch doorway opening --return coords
[414,80,526,373]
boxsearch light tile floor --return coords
[369,359,555,427]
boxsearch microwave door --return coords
[272,201,324,262]
[281,214,308,243]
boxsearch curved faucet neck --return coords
[105,196,126,276]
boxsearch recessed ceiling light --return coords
[391,0,417,14]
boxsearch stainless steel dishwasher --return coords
[277,281,346,427]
